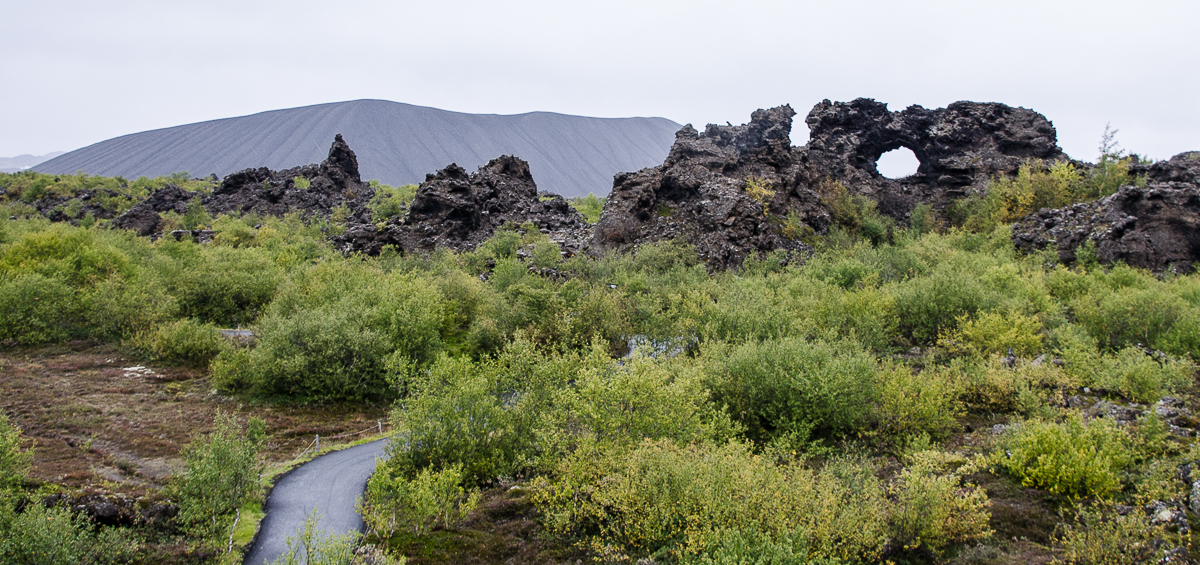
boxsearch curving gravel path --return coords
[243,438,390,565]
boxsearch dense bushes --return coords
[701,338,877,443]
[992,414,1132,499]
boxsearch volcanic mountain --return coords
[33,100,681,197]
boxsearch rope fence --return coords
[286,420,392,465]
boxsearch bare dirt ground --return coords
[0,340,391,496]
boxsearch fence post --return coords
[315,434,320,452]
[378,420,383,435]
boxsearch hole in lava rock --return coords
[876,147,920,179]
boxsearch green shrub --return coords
[173,412,266,545]
[0,224,131,287]
[889,451,991,553]
[817,178,893,245]
[569,193,606,224]
[85,275,179,339]
[0,502,139,565]
[535,440,891,563]
[1072,283,1198,356]
[268,508,369,565]
[386,354,523,486]
[360,463,480,537]
[951,357,1077,415]
[230,264,443,401]
[892,265,1001,344]
[1054,503,1171,565]
[938,309,1044,358]
[538,353,737,464]
[992,413,1131,499]
[1094,346,1192,403]
[292,176,311,190]
[871,363,963,441]
[0,273,80,344]
[128,318,223,367]
[701,337,878,443]
[368,182,417,221]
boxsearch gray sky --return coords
[3,0,1197,170]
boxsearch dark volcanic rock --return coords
[396,155,590,254]
[593,99,1069,269]
[593,106,820,269]
[1130,151,1200,186]
[1011,178,1200,273]
[207,133,374,221]
[113,184,202,236]
[797,98,1068,216]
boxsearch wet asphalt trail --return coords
[243,439,389,565]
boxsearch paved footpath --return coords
[243,438,390,565]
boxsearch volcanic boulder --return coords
[397,155,590,254]
[593,106,823,270]
[1011,171,1200,273]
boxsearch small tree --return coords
[0,413,31,492]
[174,411,267,547]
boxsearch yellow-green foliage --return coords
[361,464,480,537]
[701,337,878,443]
[534,440,891,562]
[744,176,776,215]
[993,413,1132,499]
[537,352,738,461]
[0,413,31,492]
[268,508,366,565]
[951,157,1142,231]
[951,357,1078,415]
[938,309,1044,357]
[872,363,964,441]
[292,176,311,190]
[368,181,417,221]
[535,441,989,562]
[128,318,223,367]
[1053,504,1172,565]
[817,177,893,244]
[889,451,991,552]
[568,193,606,224]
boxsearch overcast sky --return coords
[3,0,1197,170]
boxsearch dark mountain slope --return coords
[33,100,680,197]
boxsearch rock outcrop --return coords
[593,106,821,269]
[113,184,201,236]
[593,98,1067,268]
[394,155,590,255]
[1011,172,1200,273]
[796,98,1068,217]
[206,133,374,222]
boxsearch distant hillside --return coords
[0,151,64,173]
[33,100,681,197]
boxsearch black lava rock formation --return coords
[593,98,1068,269]
[394,155,590,255]
[113,184,203,236]
[1012,158,1200,273]
[206,133,374,221]
[594,106,821,269]
[797,98,1069,216]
